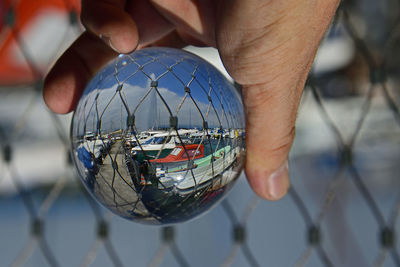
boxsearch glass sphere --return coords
[70,47,245,225]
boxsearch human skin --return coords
[43,0,340,200]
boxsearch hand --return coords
[43,0,339,200]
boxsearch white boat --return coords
[156,145,243,193]
[124,130,165,147]
[131,130,193,159]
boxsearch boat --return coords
[150,144,204,163]
[154,145,242,192]
[136,130,166,144]
[130,130,193,161]
[165,145,231,174]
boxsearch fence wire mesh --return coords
[70,46,245,225]
[0,0,399,266]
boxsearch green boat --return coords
[167,145,231,173]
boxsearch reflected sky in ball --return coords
[75,47,244,134]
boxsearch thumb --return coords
[242,78,304,201]
[216,0,340,200]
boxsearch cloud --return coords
[73,69,244,136]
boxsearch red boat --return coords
[150,144,204,163]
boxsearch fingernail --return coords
[266,161,289,200]
[99,34,120,53]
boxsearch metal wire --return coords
[0,0,400,266]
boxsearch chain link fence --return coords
[0,0,399,266]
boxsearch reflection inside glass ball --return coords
[70,47,246,225]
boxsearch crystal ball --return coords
[70,47,245,225]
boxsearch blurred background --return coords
[0,0,399,266]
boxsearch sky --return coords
[72,49,245,136]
